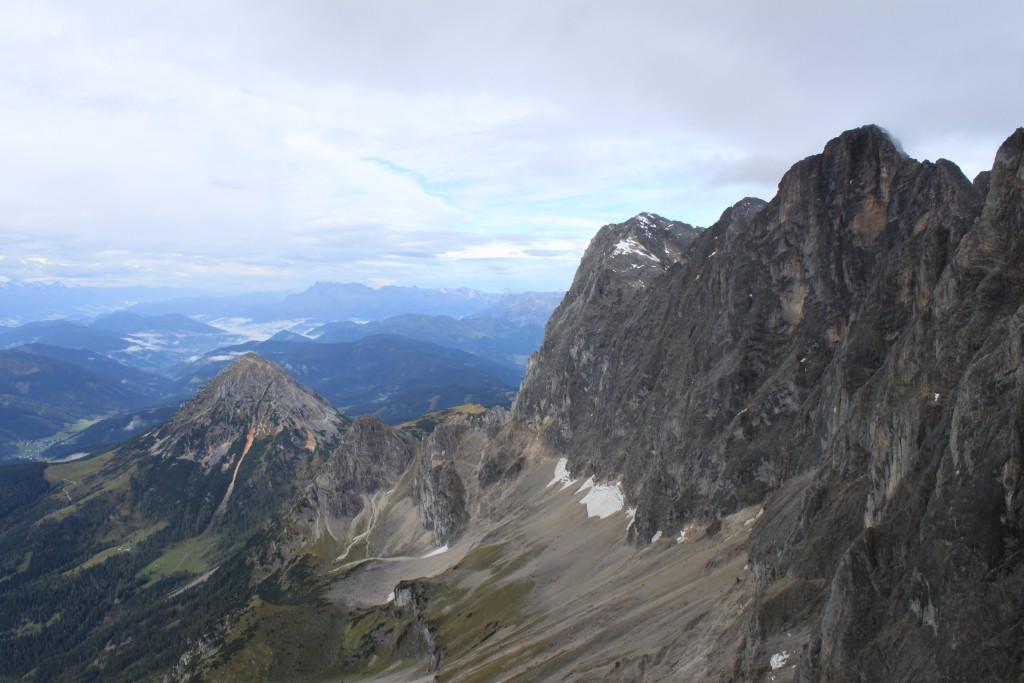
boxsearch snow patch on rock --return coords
[579,482,625,519]
[547,457,576,491]
[613,238,661,263]
[552,462,628,521]
[770,651,791,669]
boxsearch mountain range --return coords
[121,282,561,326]
[0,291,561,461]
[0,282,204,327]
[1,124,1022,681]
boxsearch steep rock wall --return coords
[508,124,1024,678]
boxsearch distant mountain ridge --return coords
[0,281,203,326]
[0,301,551,459]
[281,281,494,319]
[90,311,225,335]
[126,281,563,324]
[0,317,238,376]
[8,344,175,399]
[0,279,563,328]
[0,320,137,354]
[310,311,547,368]
[0,345,170,456]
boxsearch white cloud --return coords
[436,239,586,261]
[0,0,1021,293]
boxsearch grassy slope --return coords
[0,422,332,682]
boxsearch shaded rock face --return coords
[416,420,470,546]
[510,125,1024,679]
[513,199,770,527]
[412,408,520,546]
[300,415,418,542]
[513,211,703,461]
[787,128,1024,682]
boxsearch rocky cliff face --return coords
[415,419,471,546]
[781,127,1024,682]
[509,125,1024,679]
[514,212,700,445]
[297,414,417,545]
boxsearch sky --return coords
[1,0,1021,294]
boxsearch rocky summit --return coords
[2,125,1023,683]
[149,352,347,470]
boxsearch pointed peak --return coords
[211,352,292,385]
[198,353,320,412]
[633,211,666,225]
[727,196,768,217]
[627,212,698,234]
[770,124,918,217]
[221,351,277,371]
[150,352,347,468]
[705,197,768,243]
[223,352,274,368]
[991,127,1024,176]
[838,123,899,145]
[570,211,704,287]
[973,127,1024,227]
[268,330,311,343]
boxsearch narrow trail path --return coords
[61,479,79,502]
[335,487,394,563]
[170,551,191,573]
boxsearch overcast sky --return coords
[1,0,1021,294]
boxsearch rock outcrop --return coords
[415,419,471,546]
[130,126,1024,682]
[297,415,417,544]
[508,124,1024,679]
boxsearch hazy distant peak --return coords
[91,310,224,335]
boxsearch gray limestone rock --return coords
[415,419,471,546]
[507,124,1024,679]
[301,414,418,542]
